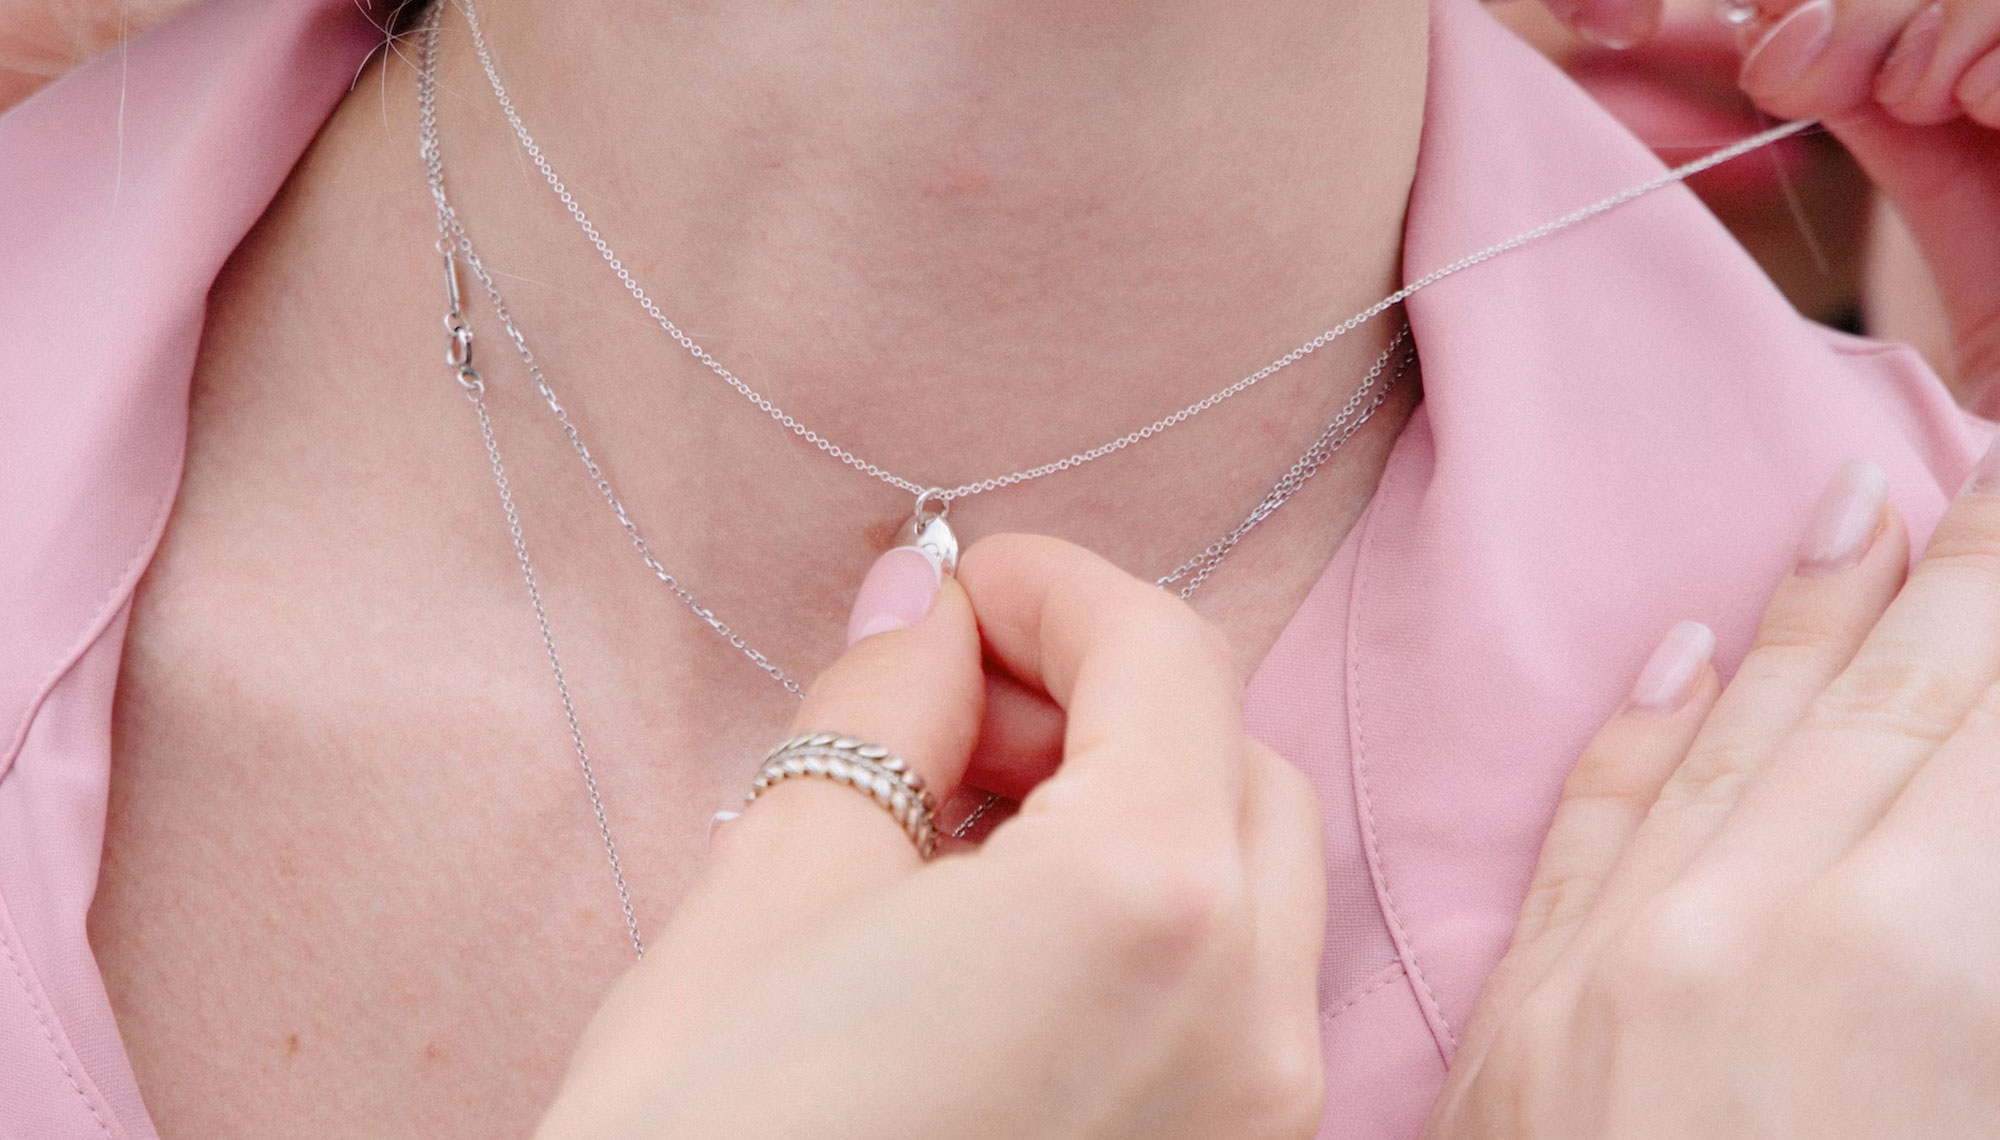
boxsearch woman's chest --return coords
[87,351,812,1139]
[80,106,1405,1128]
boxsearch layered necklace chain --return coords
[416,5,1412,956]
[413,0,1813,957]
[457,0,1399,516]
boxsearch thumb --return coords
[543,549,982,1115]
[688,546,984,950]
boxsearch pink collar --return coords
[0,1,1982,1137]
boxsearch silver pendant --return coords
[910,488,958,576]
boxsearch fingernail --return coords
[1575,0,1661,49]
[706,809,740,850]
[1715,0,1762,30]
[1965,434,2000,495]
[1543,0,1585,25]
[1740,0,1834,98]
[1958,47,2000,110]
[1628,621,1716,713]
[1875,3,1942,106]
[1796,459,1888,574]
[845,546,943,645]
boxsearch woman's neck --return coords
[326,0,1428,679]
[426,0,1429,480]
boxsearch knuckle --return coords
[1805,861,1983,1006]
[1129,595,1233,673]
[1123,580,1227,647]
[1811,658,1967,745]
[1598,885,1744,1007]
[1750,603,1855,657]
[1918,512,2000,569]
[1653,744,1754,814]
[1236,1037,1325,1140]
[1562,738,1666,808]
[1515,869,1604,942]
[1068,843,1244,968]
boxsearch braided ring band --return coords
[746,733,939,859]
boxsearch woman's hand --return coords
[535,535,1327,1140]
[1423,452,2000,1137]
[1731,0,2000,401]
[1538,0,2000,397]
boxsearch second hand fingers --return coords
[1871,0,2000,123]
[1589,460,1906,912]
[1739,0,1929,117]
[1708,443,2000,887]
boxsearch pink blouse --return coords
[0,0,1986,1136]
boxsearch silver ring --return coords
[746,733,938,859]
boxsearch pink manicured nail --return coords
[1965,434,2000,495]
[1959,47,2000,111]
[1628,621,1716,712]
[1574,0,1661,49]
[1740,0,1834,98]
[1796,459,1888,574]
[845,546,943,645]
[1875,3,1942,106]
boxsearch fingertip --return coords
[1796,458,1890,576]
[1960,48,2000,123]
[1872,2,1943,114]
[1569,0,1662,49]
[846,545,945,645]
[1625,621,1719,716]
[788,562,985,806]
[1739,0,1834,107]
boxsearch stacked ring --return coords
[746,733,939,859]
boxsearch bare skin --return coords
[86,1,1426,1136]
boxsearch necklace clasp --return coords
[910,488,958,576]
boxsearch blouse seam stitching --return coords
[1347,419,1460,1061]
[0,458,183,784]
[0,893,118,1139]
[1320,960,1408,1028]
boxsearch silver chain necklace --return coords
[454,0,1812,550]
[415,1,1811,957]
[417,5,1414,957]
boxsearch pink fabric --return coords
[0,0,1985,1136]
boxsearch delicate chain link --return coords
[460,0,1386,504]
[456,0,1814,508]
[447,339,649,956]
[426,10,1023,957]
[423,15,659,957]
[422,9,805,702]
[1159,327,1413,599]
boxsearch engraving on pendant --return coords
[910,488,958,576]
